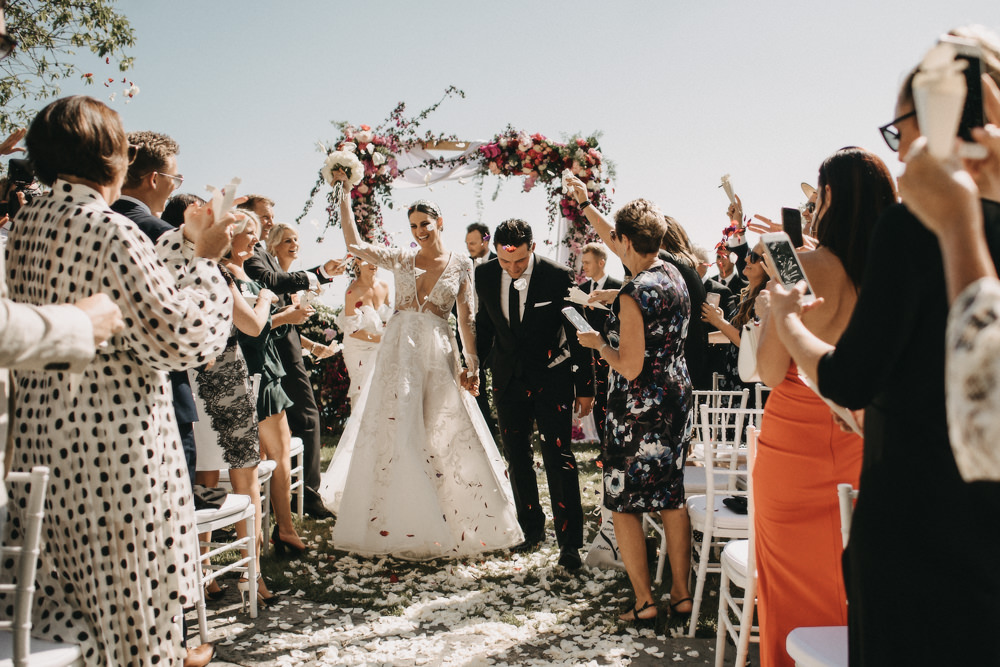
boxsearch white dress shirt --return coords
[500,254,535,325]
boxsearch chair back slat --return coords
[2,466,50,665]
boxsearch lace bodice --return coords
[350,243,477,370]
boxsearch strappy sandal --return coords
[669,596,693,617]
[619,599,657,626]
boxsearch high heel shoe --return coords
[204,582,226,602]
[271,525,306,560]
[238,573,281,611]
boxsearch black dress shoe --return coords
[302,502,334,520]
[510,535,544,554]
[558,549,582,571]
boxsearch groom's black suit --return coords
[475,255,594,553]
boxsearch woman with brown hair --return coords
[753,147,896,666]
[568,174,694,624]
[3,95,233,666]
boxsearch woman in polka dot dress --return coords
[2,96,234,665]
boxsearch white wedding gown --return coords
[320,244,523,560]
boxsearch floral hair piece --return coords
[407,199,441,219]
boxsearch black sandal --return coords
[669,596,693,617]
[620,599,658,625]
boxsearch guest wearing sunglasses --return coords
[701,241,769,392]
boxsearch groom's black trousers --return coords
[494,383,584,551]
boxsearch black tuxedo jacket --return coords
[703,277,738,319]
[243,246,333,301]
[475,255,594,401]
[580,275,622,335]
[111,197,196,423]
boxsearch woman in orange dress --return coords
[752,147,896,666]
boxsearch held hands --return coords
[574,396,594,418]
[460,371,480,397]
[74,293,125,346]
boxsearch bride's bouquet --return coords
[321,149,365,208]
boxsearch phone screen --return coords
[941,36,985,142]
[781,207,804,247]
[762,237,814,297]
[561,306,594,333]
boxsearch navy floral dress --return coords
[603,261,693,513]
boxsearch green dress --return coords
[235,277,294,419]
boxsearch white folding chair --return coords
[715,425,760,667]
[289,436,305,519]
[194,493,258,644]
[785,484,857,667]
[686,405,755,637]
[0,467,84,667]
[754,383,771,412]
[644,389,749,585]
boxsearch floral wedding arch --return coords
[298,87,615,273]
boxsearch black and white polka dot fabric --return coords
[2,180,232,665]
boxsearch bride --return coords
[320,175,523,560]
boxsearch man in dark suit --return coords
[475,219,594,570]
[579,242,621,447]
[464,222,500,438]
[111,132,198,487]
[240,195,344,519]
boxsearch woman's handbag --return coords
[738,322,761,383]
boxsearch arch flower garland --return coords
[299,88,614,271]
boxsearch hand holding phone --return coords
[782,207,804,247]
[760,232,815,304]
[562,306,594,333]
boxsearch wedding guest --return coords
[3,95,232,667]
[338,255,390,405]
[897,82,1000,470]
[241,196,344,519]
[475,218,594,569]
[701,241,769,392]
[801,182,819,236]
[162,192,206,228]
[753,147,896,666]
[580,242,621,447]
[225,211,310,557]
[766,29,1000,664]
[111,131,200,490]
[660,218,709,389]
[567,180,694,622]
[155,213,280,608]
[463,221,501,438]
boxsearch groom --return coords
[475,219,594,570]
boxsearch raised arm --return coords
[564,174,617,254]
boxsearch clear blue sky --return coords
[48,1,1000,294]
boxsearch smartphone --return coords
[939,35,984,142]
[781,207,804,247]
[561,306,594,333]
[760,232,815,304]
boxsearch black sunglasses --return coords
[803,201,816,213]
[747,249,765,264]
[879,110,917,152]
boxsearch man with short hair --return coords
[111,132,200,491]
[579,242,621,447]
[241,195,344,519]
[465,222,495,264]
[475,219,594,570]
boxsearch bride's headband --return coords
[407,199,442,219]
